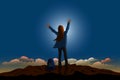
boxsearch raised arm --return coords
[65,19,71,34]
[48,24,57,35]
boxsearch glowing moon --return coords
[36,5,90,53]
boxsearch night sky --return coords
[0,0,120,66]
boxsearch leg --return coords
[58,48,62,70]
[63,47,68,66]
[58,48,62,74]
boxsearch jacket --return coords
[49,22,70,48]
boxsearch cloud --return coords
[75,57,96,66]
[101,58,111,63]
[61,57,96,66]
[1,56,47,73]
[62,58,77,65]
[88,58,112,70]
[1,57,120,73]
[53,58,58,65]
[9,59,20,63]
[91,61,107,68]
[61,57,120,73]
[19,56,34,62]
[35,58,47,65]
[2,56,47,66]
[53,57,112,67]
[92,61,102,66]
[90,61,120,72]
[85,58,120,73]
[2,59,20,65]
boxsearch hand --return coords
[47,24,50,28]
[68,19,71,23]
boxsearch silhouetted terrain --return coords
[0,64,120,80]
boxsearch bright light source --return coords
[36,5,90,53]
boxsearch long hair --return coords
[55,25,64,42]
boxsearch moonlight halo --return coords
[36,5,90,56]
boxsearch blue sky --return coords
[0,0,120,66]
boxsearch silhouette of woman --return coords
[47,19,71,69]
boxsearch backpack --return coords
[47,58,55,71]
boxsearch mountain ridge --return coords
[0,65,120,80]
[0,64,120,76]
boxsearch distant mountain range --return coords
[0,64,120,80]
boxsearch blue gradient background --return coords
[0,0,120,65]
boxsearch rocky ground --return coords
[0,64,120,80]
